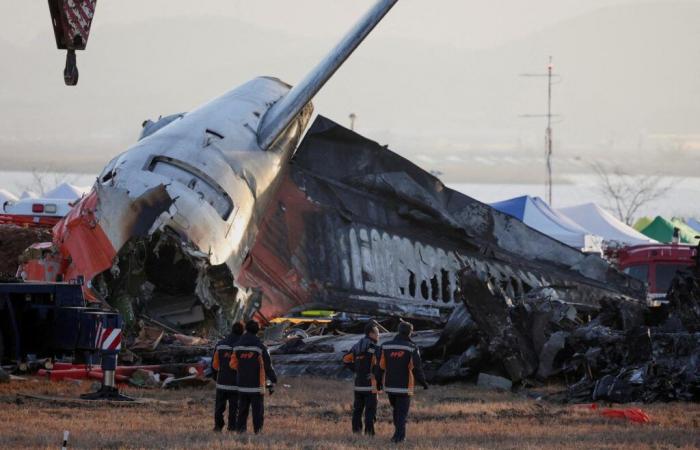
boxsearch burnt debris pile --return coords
[0,224,52,276]
[429,268,700,403]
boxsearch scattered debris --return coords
[263,264,698,404]
[269,330,441,379]
[666,266,700,331]
[430,266,700,403]
[600,407,651,424]
[128,369,160,389]
[36,362,206,389]
[172,334,208,347]
[131,326,165,352]
[273,337,334,355]
[576,404,652,424]
[9,375,30,382]
[162,366,211,390]
[477,373,512,391]
[126,324,213,366]
[15,392,171,406]
[0,224,51,275]
[556,270,700,403]
[132,343,212,365]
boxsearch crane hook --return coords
[64,49,79,86]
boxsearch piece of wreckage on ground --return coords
[265,258,700,404]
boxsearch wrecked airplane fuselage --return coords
[22,114,645,331]
[21,0,644,333]
[236,117,646,325]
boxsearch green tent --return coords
[640,216,700,244]
[633,216,652,231]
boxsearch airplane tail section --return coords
[257,0,399,150]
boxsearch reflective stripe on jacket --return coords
[342,336,379,393]
[212,334,241,390]
[229,333,277,394]
[377,337,426,396]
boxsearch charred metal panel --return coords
[239,116,645,324]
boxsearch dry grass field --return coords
[0,377,698,449]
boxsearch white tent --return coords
[491,195,603,252]
[20,190,38,200]
[44,182,89,200]
[558,203,657,247]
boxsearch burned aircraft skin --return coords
[236,116,645,325]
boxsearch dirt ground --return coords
[0,377,698,450]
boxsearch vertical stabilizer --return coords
[257,0,399,150]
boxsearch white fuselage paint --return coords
[95,77,311,277]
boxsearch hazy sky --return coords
[0,0,659,49]
[0,0,698,182]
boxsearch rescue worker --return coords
[342,322,380,435]
[376,321,428,443]
[212,321,244,432]
[230,319,277,434]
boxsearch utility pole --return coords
[349,112,357,131]
[545,57,553,206]
[520,57,560,205]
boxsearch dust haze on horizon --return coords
[0,0,698,183]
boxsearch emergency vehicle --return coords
[615,244,697,304]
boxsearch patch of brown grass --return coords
[0,377,698,449]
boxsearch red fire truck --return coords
[614,244,697,304]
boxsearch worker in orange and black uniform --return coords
[212,321,244,432]
[230,319,277,434]
[342,322,380,435]
[376,321,428,443]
